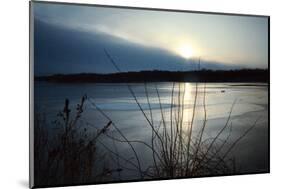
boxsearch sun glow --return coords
[182,83,195,129]
[176,44,194,59]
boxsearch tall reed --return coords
[34,95,118,186]
[86,50,259,178]
[35,50,259,184]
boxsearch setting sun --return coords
[176,44,194,59]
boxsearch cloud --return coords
[34,18,239,76]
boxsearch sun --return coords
[176,45,194,59]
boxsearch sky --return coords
[32,2,268,75]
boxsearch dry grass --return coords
[34,50,259,185]
[34,96,117,186]
[86,50,259,178]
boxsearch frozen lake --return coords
[34,82,269,180]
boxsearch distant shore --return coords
[35,69,269,83]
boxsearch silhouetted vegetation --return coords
[35,88,259,186]
[35,69,268,83]
[34,96,119,186]
[33,51,266,186]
